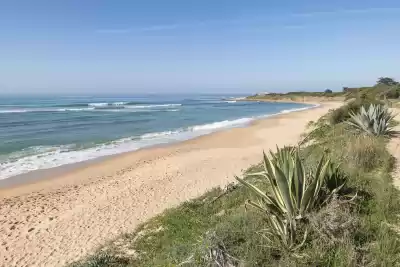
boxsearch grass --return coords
[345,135,388,171]
[71,100,400,267]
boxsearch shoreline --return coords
[0,101,342,267]
[0,102,318,191]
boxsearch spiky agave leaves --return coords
[236,149,331,220]
[235,148,345,253]
[346,104,396,136]
[260,215,308,257]
[324,163,347,194]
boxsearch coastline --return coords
[0,101,317,190]
[0,101,342,267]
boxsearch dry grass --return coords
[309,196,359,244]
[345,135,386,172]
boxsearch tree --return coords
[377,77,398,86]
[324,89,333,94]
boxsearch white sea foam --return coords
[97,109,160,113]
[190,117,253,131]
[0,109,28,113]
[0,103,182,114]
[125,104,182,109]
[57,108,95,112]
[112,102,127,105]
[87,102,181,108]
[141,130,181,139]
[0,104,316,180]
[88,102,109,107]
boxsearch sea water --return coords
[0,94,313,180]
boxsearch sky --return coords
[0,0,400,94]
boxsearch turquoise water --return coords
[0,94,312,180]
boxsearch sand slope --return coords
[0,102,340,267]
[389,109,400,190]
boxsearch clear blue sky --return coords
[1,0,400,94]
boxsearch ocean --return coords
[0,94,313,180]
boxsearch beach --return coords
[0,101,341,267]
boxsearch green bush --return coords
[328,98,383,125]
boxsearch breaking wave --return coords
[0,104,317,180]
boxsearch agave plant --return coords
[236,148,337,221]
[346,104,396,136]
[260,214,308,256]
[324,163,347,194]
[235,147,346,252]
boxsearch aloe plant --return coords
[346,104,396,136]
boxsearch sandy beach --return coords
[0,101,341,267]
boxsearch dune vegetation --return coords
[246,77,400,103]
[72,81,400,267]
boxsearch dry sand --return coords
[0,101,341,267]
[388,109,400,190]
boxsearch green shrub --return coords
[328,98,383,125]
